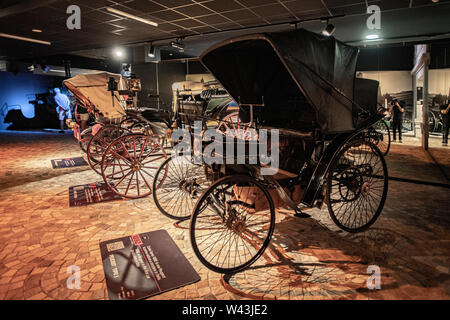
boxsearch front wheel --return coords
[153,156,208,220]
[326,139,388,233]
[86,125,129,175]
[190,175,275,274]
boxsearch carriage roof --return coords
[64,72,127,119]
[200,28,361,134]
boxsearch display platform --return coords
[51,156,88,168]
[100,230,200,300]
[69,182,123,207]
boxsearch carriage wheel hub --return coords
[361,182,370,195]
[179,179,200,196]
[131,162,141,171]
[226,211,246,234]
[232,219,246,234]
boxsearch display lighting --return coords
[170,39,184,52]
[106,7,158,27]
[0,32,51,45]
[322,23,335,36]
[366,34,380,40]
[114,49,124,57]
[148,43,156,58]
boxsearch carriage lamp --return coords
[128,78,142,91]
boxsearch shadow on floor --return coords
[221,213,449,299]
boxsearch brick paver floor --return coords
[0,131,449,300]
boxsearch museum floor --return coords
[0,131,449,300]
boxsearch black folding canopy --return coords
[200,28,360,134]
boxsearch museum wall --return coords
[359,71,412,96]
[359,68,450,135]
[133,61,186,111]
[0,70,61,130]
[429,68,450,95]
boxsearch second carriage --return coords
[65,72,239,199]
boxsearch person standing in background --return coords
[54,87,71,133]
[77,102,89,131]
[389,99,405,142]
[440,98,450,147]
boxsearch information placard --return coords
[69,182,123,206]
[100,230,200,300]
[51,157,88,168]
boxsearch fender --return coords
[302,115,382,206]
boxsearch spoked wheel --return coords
[120,117,139,130]
[217,112,256,140]
[153,156,208,220]
[190,175,275,274]
[326,139,388,233]
[130,122,147,134]
[428,111,437,133]
[86,125,129,175]
[101,134,166,199]
[130,122,167,147]
[369,120,390,156]
[78,127,93,154]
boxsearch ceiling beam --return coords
[321,0,333,16]
[0,0,60,18]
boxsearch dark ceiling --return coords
[0,0,450,61]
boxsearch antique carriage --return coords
[64,73,238,200]
[182,29,389,274]
[64,72,169,199]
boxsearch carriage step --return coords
[294,210,311,218]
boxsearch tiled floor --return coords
[0,131,449,300]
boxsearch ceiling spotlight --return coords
[106,7,158,27]
[322,23,335,37]
[148,43,156,58]
[170,39,184,52]
[366,34,380,40]
[114,48,124,57]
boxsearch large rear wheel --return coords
[101,134,166,198]
[326,139,388,233]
